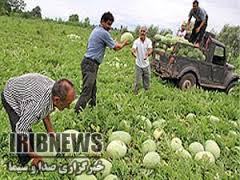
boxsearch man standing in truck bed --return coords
[187,0,208,48]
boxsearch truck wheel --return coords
[178,73,196,90]
[226,81,238,94]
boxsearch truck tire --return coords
[178,73,196,90]
[226,81,238,94]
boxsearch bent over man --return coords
[1,73,76,166]
[188,0,208,47]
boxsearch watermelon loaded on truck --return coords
[151,33,239,93]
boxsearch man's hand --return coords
[131,48,137,58]
[144,52,148,60]
[196,20,205,33]
[114,39,129,51]
[31,155,43,169]
[144,48,153,60]
[43,115,55,135]
[186,20,191,31]
[123,39,129,46]
[196,27,201,33]
[49,131,56,139]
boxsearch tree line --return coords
[0,0,41,18]
[1,0,239,64]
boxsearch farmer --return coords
[187,0,208,47]
[75,11,129,113]
[131,26,153,94]
[1,73,76,167]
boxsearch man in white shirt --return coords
[131,26,153,94]
[177,24,187,38]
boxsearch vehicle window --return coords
[212,46,225,66]
[214,46,224,57]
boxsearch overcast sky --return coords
[24,0,240,33]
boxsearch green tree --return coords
[68,14,79,22]
[81,17,90,27]
[0,0,11,15]
[120,25,128,34]
[134,25,140,37]
[31,5,41,18]
[147,25,160,39]
[8,0,26,12]
[134,25,159,40]
[218,25,240,59]
[159,28,173,36]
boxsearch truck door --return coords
[211,46,226,84]
[212,65,225,84]
[199,61,212,84]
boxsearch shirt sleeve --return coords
[148,39,153,49]
[15,100,42,134]
[132,40,137,49]
[188,9,193,20]
[103,31,116,49]
[199,8,207,21]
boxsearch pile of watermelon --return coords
[154,34,205,61]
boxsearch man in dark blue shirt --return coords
[187,0,208,47]
[75,12,129,113]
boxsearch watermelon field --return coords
[0,16,239,179]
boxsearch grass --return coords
[0,16,239,179]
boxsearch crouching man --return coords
[1,73,76,167]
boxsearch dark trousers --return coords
[1,92,33,166]
[190,19,208,44]
[75,57,99,112]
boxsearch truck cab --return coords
[151,36,239,93]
